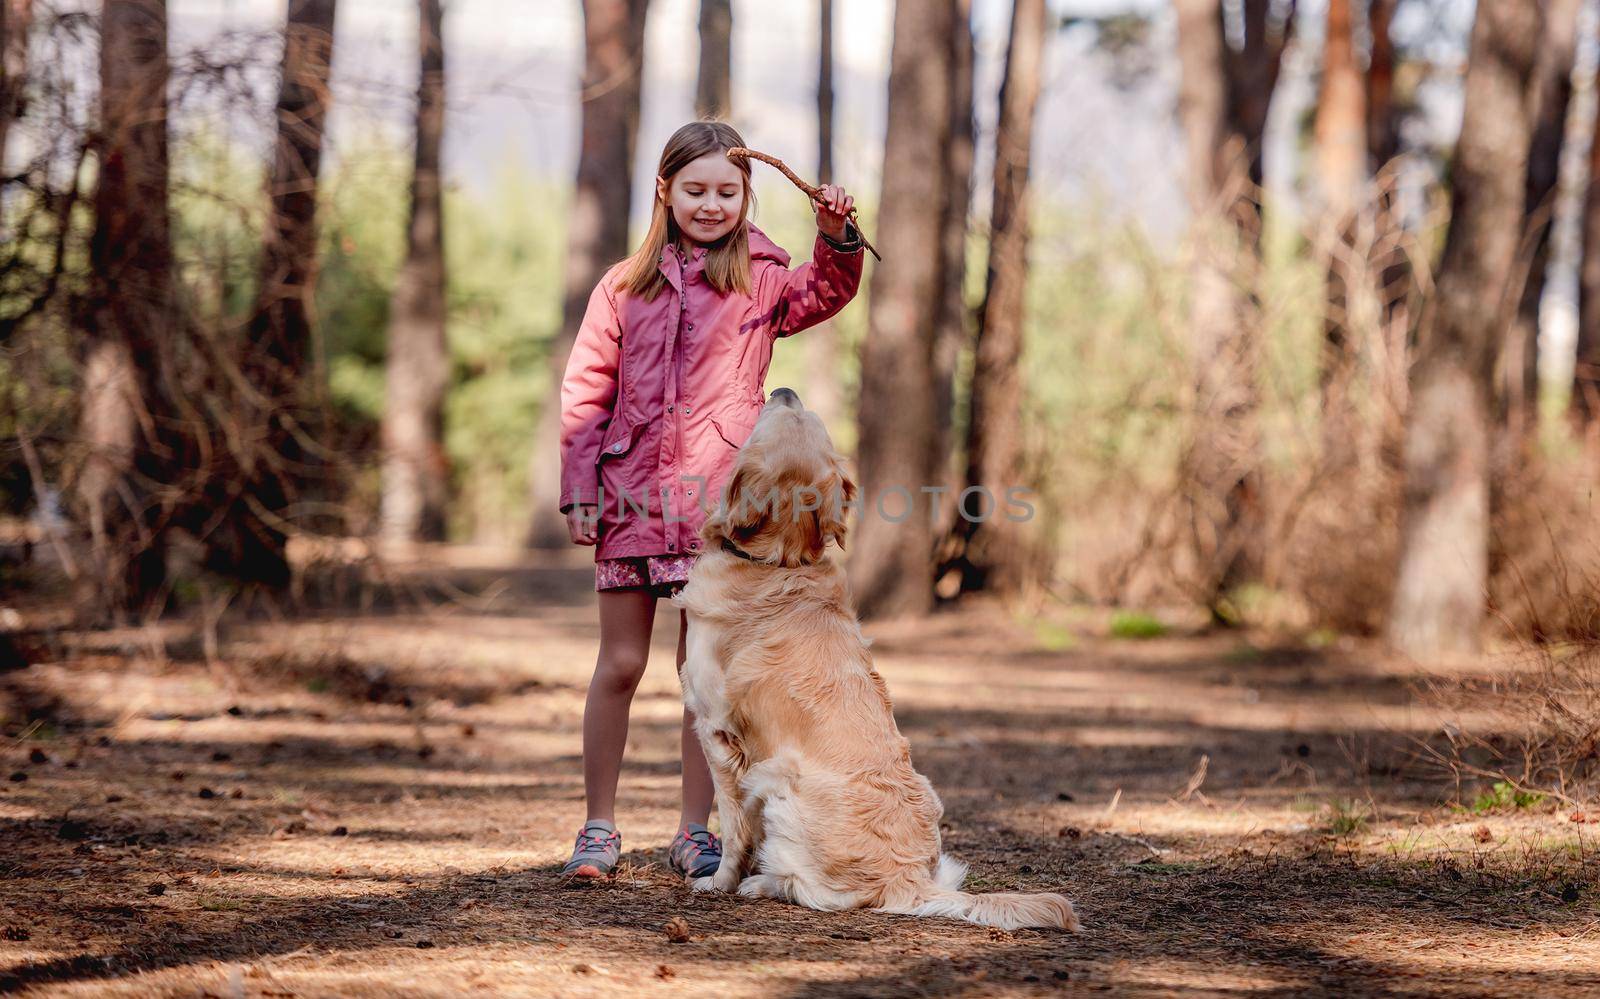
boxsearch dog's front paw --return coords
[711,865,740,893]
[737,874,775,898]
[689,874,718,892]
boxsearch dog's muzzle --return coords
[767,387,802,410]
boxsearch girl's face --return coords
[658,151,746,246]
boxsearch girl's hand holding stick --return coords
[725,147,882,261]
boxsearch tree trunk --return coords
[1175,0,1269,615]
[1222,0,1295,245]
[1365,0,1398,174]
[1505,0,1580,448]
[849,0,956,619]
[381,0,450,544]
[1576,62,1600,439]
[1389,0,1541,660]
[1314,0,1367,463]
[931,0,973,530]
[1,0,7,172]
[207,0,337,587]
[817,0,832,186]
[804,0,842,435]
[75,0,172,618]
[0,0,33,175]
[950,0,1047,597]
[1175,0,1231,262]
[528,0,648,548]
[1366,1,1407,322]
[1313,0,1364,221]
[1365,0,1410,462]
[695,0,730,121]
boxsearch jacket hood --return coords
[745,223,792,267]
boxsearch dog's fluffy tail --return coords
[879,854,1081,932]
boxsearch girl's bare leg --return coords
[581,589,658,824]
[677,606,715,828]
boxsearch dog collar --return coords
[721,538,757,561]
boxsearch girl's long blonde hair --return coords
[619,121,756,301]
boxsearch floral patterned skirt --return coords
[595,553,699,596]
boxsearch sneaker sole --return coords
[567,863,608,878]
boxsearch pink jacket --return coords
[559,223,864,560]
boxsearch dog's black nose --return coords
[768,387,802,409]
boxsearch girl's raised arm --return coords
[557,275,623,513]
[754,223,866,339]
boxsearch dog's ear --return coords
[802,507,826,563]
[715,463,756,540]
[822,471,856,552]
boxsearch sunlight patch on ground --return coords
[1089,803,1316,839]
[1310,925,1600,975]
[1106,958,1311,993]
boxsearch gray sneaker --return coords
[668,822,722,880]
[563,819,621,878]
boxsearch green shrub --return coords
[1109,611,1166,639]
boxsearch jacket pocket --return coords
[596,416,647,463]
[710,412,758,451]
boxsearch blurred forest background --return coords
[1,0,1596,653]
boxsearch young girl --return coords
[556,121,864,879]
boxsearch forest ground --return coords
[0,545,1596,997]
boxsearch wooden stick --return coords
[726,146,882,261]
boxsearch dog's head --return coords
[703,388,857,566]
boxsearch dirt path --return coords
[1,548,1596,996]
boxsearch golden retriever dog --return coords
[671,387,1079,932]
